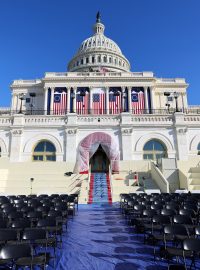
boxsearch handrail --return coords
[87,165,91,195]
[109,165,113,197]
[151,161,169,193]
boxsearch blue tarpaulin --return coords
[56,204,178,270]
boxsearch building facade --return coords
[1,14,200,185]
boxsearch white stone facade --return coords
[0,14,200,182]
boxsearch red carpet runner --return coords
[88,173,112,204]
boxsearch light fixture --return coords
[174,92,180,112]
[79,90,85,97]
[114,91,120,97]
[18,93,25,114]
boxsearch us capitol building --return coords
[0,13,200,200]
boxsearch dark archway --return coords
[74,132,119,173]
[90,145,109,172]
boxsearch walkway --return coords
[56,204,167,270]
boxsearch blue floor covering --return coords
[56,204,181,270]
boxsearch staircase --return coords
[88,173,112,204]
[188,167,200,191]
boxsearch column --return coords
[10,114,25,162]
[174,112,188,160]
[65,114,78,163]
[150,87,155,113]
[50,87,55,115]
[89,87,93,114]
[67,87,70,114]
[73,87,77,113]
[43,87,48,115]
[121,86,128,112]
[106,87,109,114]
[121,113,133,160]
[144,87,148,113]
[128,87,132,113]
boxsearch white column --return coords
[67,87,70,113]
[106,87,109,114]
[128,87,132,113]
[121,86,126,112]
[44,87,48,115]
[144,87,148,113]
[73,87,77,113]
[50,87,55,115]
[89,87,93,114]
[150,87,155,112]
[10,114,25,162]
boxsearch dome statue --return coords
[67,13,131,72]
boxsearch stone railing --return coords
[44,71,154,78]
[131,115,173,124]
[183,115,200,123]
[0,116,12,125]
[77,115,120,125]
[151,161,169,193]
[24,115,66,125]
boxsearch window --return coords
[86,57,89,64]
[104,56,107,63]
[0,147,1,157]
[198,143,200,155]
[143,139,167,164]
[98,56,101,63]
[92,56,95,63]
[33,141,56,161]
[81,59,83,65]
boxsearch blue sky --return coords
[0,0,200,106]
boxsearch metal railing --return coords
[1,108,200,116]
[0,109,176,116]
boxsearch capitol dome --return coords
[67,13,131,72]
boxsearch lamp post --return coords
[174,92,180,112]
[18,93,25,114]
[30,177,34,195]
[29,93,36,115]
[164,92,170,114]
[165,103,170,113]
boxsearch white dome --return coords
[67,14,131,73]
[78,35,122,55]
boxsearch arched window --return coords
[143,139,167,163]
[98,56,101,63]
[198,143,200,155]
[104,56,107,63]
[33,140,56,161]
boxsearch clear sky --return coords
[0,0,200,107]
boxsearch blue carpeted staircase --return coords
[88,173,112,204]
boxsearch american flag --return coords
[53,91,67,115]
[92,93,106,114]
[109,92,122,114]
[131,90,145,114]
[76,92,89,115]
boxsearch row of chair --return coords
[120,192,200,269]
[0,193,79,269]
